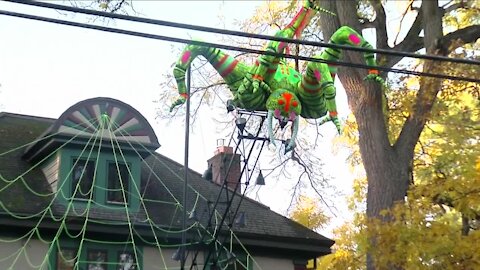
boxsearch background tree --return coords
[310,0,480,269]
[312,8,479,267]
[289,195,330,231]
[319,68,480,269]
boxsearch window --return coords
[53,245,140,270]
[107,162,130,204]
[117,251,137,270]
[56,248,76,270]
[87,249,108,270]
[72,159,95,200]
[61,151,140,210]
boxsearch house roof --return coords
[0,101,334,258]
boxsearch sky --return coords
[0,1,360,237]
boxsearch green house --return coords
[0,97,333,270]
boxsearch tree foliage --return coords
[318,52,480,270]
[289,195,330,231]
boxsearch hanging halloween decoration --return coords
[171,1,383,152]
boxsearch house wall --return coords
[142,246,295,270]
[0,238,49,270]
[0,238,295,270]
[41,154,60,193]
[252,255,294,270]
[143,247,202,270]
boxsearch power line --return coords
[5,0,480,67]
[0,8,479,83]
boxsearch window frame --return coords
[116,250,138,270]
[70,157,96,201]
[58,148,141,211]
[86,248,109,270]
[106,161,131,205]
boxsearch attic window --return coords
[71,159,95,200]
[86,249,108,269]
[107,162,130,204]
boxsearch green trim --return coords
[57,148,141,212]
[105,161,131,205]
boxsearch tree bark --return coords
[318,1,410,213]
[316,0,480,269]
[316,1,422,269]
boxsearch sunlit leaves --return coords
[289,195,330,231]
[323,12,480,270]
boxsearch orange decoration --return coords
[252,74,264,81]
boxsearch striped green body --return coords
[173,25,378,119]
[171,2,383,151]
[174,44,269,111]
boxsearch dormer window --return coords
[72,158,95,200]
[107,162,130,204]
[22,97,160,213]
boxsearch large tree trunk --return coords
[316,1,411,211]
[315,0,467,268]
[317,1,413,269]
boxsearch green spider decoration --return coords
[171,1,384,152]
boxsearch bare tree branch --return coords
[110,0,126,13]
[437,25,480,55]
[393,0,415,45]
[368,0,389,50]
[386,4,424,68]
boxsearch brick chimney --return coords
[207,145,241,191]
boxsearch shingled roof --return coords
[0,107,334,259]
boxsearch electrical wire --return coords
[5,0,480,66]
[0,9,479,83]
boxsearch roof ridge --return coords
[152,151,203,178]
[0,111,56,123]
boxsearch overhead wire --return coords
[1,0,479,268]
[0,8,479,83]
[5,0,480,66]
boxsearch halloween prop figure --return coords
[171,1,383,152]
